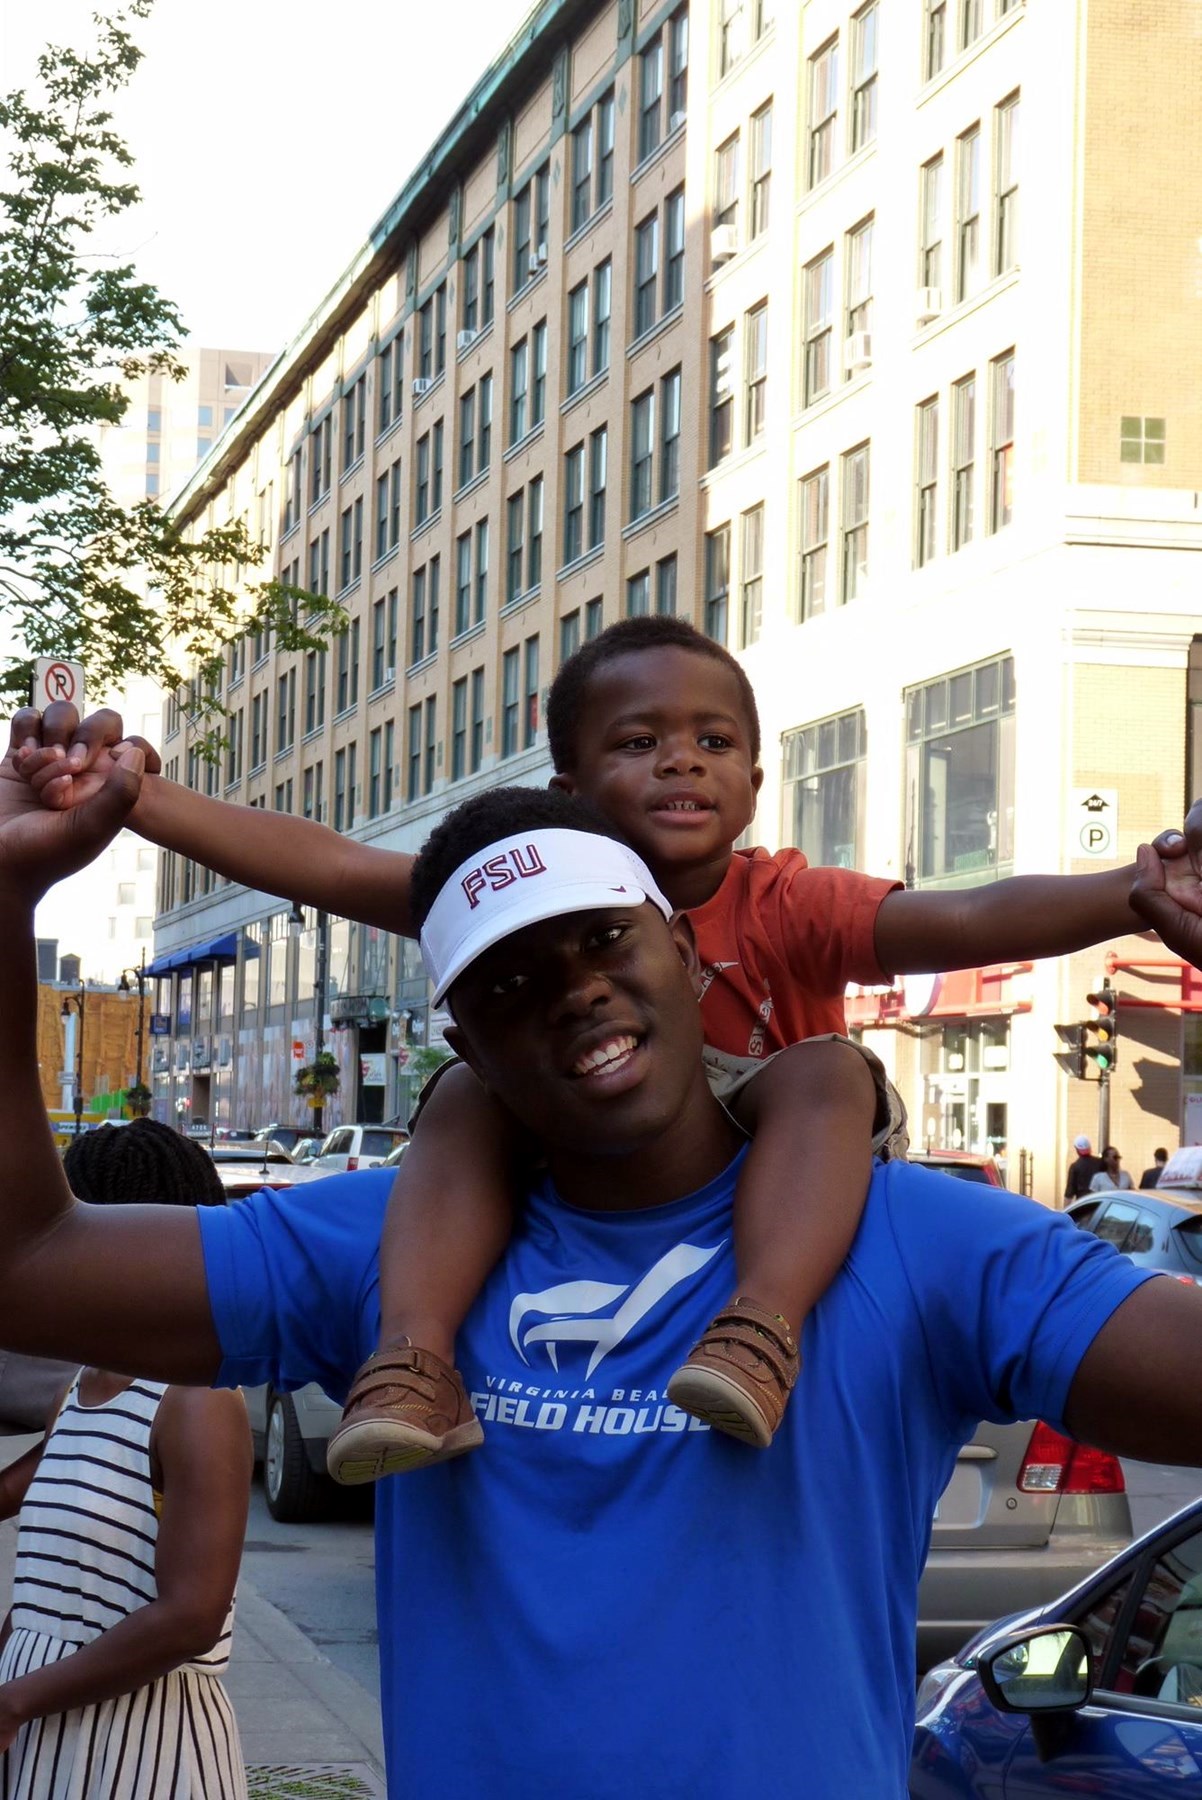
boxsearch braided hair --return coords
[63,1118,226,1208]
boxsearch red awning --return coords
[845,963,1033,1030]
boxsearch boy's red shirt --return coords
[687,847,901,1060]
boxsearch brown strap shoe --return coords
[665,1297,799,1448]
[326,1342,484,1485]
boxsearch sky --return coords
[5,0,533,967]
[1,0,535,352]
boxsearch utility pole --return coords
[313,909,330,1137]
[60,980,86,1137]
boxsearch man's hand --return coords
[9,703,161,812]
[0,727,144,904]
[1130,843,1202,969]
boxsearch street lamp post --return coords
[313,909,330,1137]
[117,948,148,1097]
[59,980,86,1138]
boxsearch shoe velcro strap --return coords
[706,1302,797,1357]
[698,1317,799,1391]
[343,1348,451,1410]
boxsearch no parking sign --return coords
[32,657,85,715]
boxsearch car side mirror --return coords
[978,1625,1092,1715]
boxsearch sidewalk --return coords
[0,1433,387,1799]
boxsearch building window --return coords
[451,678,468,782]
[416,432,431,524]
[745,302,767,442]
[750,104,772,237]
[474,519,489,624]
[406,704,421,803]
[664,187,686,310]
[959,0,984,52]
[669,6,689,120]
[809,37,838,188]
[284,448,302,535]
[371,599,387,689]
[656,553,678,615]
[523,636,540,749]
[411,565,427,665]
[560,609,580,665]
[627,570,650,618]
[630,388,655,519]
[563,445,585,565]
[639,34,664,162]
[276,668,296,753]
[342,375,366,470]
[634,213,660,337]
[458,389,477,491]
[916,397,939,567]
[567,282,589,394]
[593,259,612,374]
[704,526,730,642]
[956,126,981,303]
[803,250,833,404]
[660,367,682,500]
[783,709,866,870]
[250,691,267,771]
[850,5,878,152]
[798,465,829,621]
[719,0,745,76]
[432,420,444,515]
[506,492,524,602]
[462,226,495,334]
[333,744,355,832]
[418,284,448,382]
[990,352,1015,530]
[335,618,360,713]
[527,477,544,591]
[532,320,547,427]
[904,655,1016,887]
[369,726,384,816]
[846,217,873,357]
[470,667,485,773]
[952,374,976,549]
[510,338,529,444]
[585,597,603,639]
[303,650,326,735]
[995,93,1019,275]
[512,164,549,288]
[456,531,473,635]
[739,505,764,648]
[841,443,870,601]
[478,373,492,471]
[924,0,946,80]
[501,647,520,757]
[920,156,943,294]
[302,761,324,823]
[374,473,389,560]
[709,326,734,466]
[597,90,615,206]
[1120,415,1166,465]
[589,425,608,547]
[572,115,594,234]
[714,132,740,238]
[423,696,436,797]
[310,413,332,505]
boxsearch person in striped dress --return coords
[0,1122,252,1799]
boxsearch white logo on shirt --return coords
[508,1242,722,1378]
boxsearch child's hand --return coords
[9,704,161,812]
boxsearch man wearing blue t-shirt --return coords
[1,754,1202,1798]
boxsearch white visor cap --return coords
[420,827,674,1006]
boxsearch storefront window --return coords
[904,654,1015,888]
[919,1019,1010,1162]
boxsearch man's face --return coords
[554,647,763,881]
[445,900,707,1158]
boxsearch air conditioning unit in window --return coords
[669,109,687,132]
[916,287,942,324]
[535,242,549,268]
[383,667,396,685]
[412,377,434,397]
[843,331,873,373]
[710,223,739,263]
[456,328,477,352]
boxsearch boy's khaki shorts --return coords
[702,1035,910,1162]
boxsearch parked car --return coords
[301,1124,410,1175]
[252,1124,308,1155]
[290,1136,324,1165]
[1066,1184,1202,1284]
[911,1495,1202,1796]
[909,1149,1006,1187]
[917,1418,1131,1671]
[242,1381,346,1522]
[205,1144,299,1199]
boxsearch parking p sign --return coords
[33,657,85,715]
[1070,788,1119,858]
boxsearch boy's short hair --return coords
[410,785,627,935]
[546,616,762,773]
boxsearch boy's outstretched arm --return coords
[10,703,416,936]
[0,737,222,1384]
[874,833,1195,976]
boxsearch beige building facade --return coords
[150,0,1202,1195]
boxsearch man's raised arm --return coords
[0,733,223,1384]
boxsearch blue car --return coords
[912,1496,1202,1795]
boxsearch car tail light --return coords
[346,1155,359,1171]
[1017,1421,1125,1495]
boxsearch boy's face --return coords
[553,647,762,884]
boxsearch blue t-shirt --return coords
[199,1153,1152,1800]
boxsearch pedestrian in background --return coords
[0,1120,251,1799]
[1140,1147,1169,1189]
[1089,1145,1134,1193]
[1065,1133,1105,1198]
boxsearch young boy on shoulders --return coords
[12,618,1195,1478]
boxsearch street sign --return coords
[1069,788,1119,858]
[32,656,85,714]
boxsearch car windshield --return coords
[361,1130,405,1159]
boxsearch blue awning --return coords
[145,931,242,977]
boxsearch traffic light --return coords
[1082,985,1118,1075]
[1053,1023,1087,1081]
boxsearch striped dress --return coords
[0,1375,247,1800]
